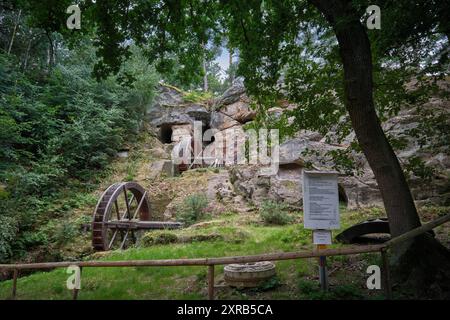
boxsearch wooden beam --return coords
[123,186,132,220]
[207,265,215,300]
[0,245,385,270]
[3,212,449,271]
[385,213,450,247]
[11,269,18,299]
[105,220,183,230]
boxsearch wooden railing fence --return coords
[1,213,449,300]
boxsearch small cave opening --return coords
[338,184,348,208]
[278,163,302,179]
[159,124,173,144]
[280,163,303,170]
[202,122,215,146]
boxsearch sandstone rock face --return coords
[210,111,241,131]
[146,82,449,210]
[230,163,383,209]
[277,136,384,208]
[230,166,272,207]
[279,137,344,167]
[338,175,383,209]
[219,101,256,123]
[185,104,211,123]
[146,84,209,144]
[269,164,303,207]
[146,85,184,123]
[206,171,235,202]
[171,124,192,142]
[204,127,247,165]
[151,84,184,108]
[203,83,257,167]
[380,99,450,206]
[214,82,247,107]
[148,160,175,179]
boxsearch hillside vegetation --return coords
[0,43,159,264]
[1,136,448,299]
[1,1,449,300]
[1,204,448,300]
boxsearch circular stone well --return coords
[224,261,276,288]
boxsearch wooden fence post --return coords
[12,268,19,300]
[207,265,215,300]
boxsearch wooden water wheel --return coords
[92,182,182,251]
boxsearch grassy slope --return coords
[2,132,448,300]
[1,205,448,300]
[1,209,390,300]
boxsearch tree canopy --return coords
[2,0,449,292]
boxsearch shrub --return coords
[0,46,159,261]
[259,200,292,225]
[298,279,364,300]
[0,214,18,262]
[183,90,213,103]
[52,221,79,246]
[298,279,318,295]
[176,193,208,226]
[331,284,364,299]
[141,231,178,246]
[253,276,280,292]
[182,233,223,243]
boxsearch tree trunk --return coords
[46,31,54,69]
[228,47,234,84]
[203,57,208,92]
[308,0,420,237]
[22,30,33,71]
[202,42,208,92]
[309,0,450,297]
[7,9,21,55]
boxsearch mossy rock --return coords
[140,226,250,247]
[141,231,178,246]
[179,233,224,243]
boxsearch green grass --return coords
[0,210,386,300]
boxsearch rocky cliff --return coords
[145,82,449,212]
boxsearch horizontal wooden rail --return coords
[0,244,384,270]
[1,213,448,300]
[3,210,448,271]
[105,220,183,230]
[385,213,450,247]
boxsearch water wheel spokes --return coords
[118,190,148,250]
[92,182,150,251]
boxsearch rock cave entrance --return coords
[338,184,348,208]
[159,124,173,144]
[202,122,215,146]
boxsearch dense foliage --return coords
[12,0,445,178]
[0,1,235,263]
[0,30,158,262]
[1,0,448,273]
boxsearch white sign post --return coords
[303,170,340,230]
[312,229,332,245]
[303,170,340,291]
